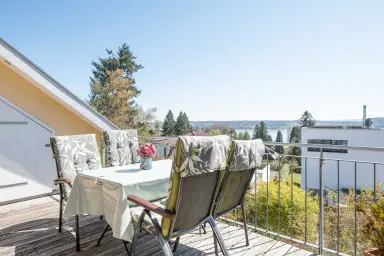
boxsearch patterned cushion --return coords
[104,130,140,166]
[161,135,231,237]
[228,139,265,172]
[50,134,101,201]
[173,135,231,177]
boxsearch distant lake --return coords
[235,128,290,143]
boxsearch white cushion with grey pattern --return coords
[104,130,140,167]
[50,134,101,201]
[228,139,265,172]
[173,135,231,177]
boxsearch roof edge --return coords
[0,37,119,131]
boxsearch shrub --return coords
[324,185,384,255]
[226,181,319,243]
[357,189,384,255]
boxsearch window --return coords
[308,139,348,153]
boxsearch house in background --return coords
[301,126,384,190]
[0,38,118,204]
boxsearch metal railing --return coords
[141,136,384,255]
[243,141,384,256]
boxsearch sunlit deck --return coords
[0,196,314,256]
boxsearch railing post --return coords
[319,149,324,255]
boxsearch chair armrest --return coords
[54,178,72,188]
[127,195,175,220]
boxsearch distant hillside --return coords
[191,118,384,129]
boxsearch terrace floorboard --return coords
[0,196,314,256]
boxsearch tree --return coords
[252,121,270,141]
[289,126,301,160]
[290,137,301,157]
[289,126,301,143]
[210,129,222,136]
[243,131,251,140]
[174,111,192,135]
[161,110,175,136]
[132,104,158,136]
[89,43,143,126]
[89,70,135,128]
[365,118,373,128]
[298,110,316,128]
[275,130,284,154]
[182,112,193,133]
[203,124,235,136]
[154,120,162,136]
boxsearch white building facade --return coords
[301,127,384,190]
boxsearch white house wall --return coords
[301,128,384,190]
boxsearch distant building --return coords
[301,126,384,190]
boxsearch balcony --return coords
[1,138,383,256]
[0,195,312,256]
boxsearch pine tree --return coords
[275,130,284,154]
[89,43,143,126]
[289,126,301,143]
[89,70,134,128]
[298,110,316,128]
[289,126,301,159]
[237,132,244,140]
[243,131,251,140]
[252,121,270,141]
[174,111,192,135]
[161,110,175,136]
[182,112,193,133]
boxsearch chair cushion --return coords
[174,135,230,177]
[50,134,101,201]
[161,135,231,238]
[104,130,140,166]
[228,139,265,172]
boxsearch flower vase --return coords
[140,157,152,170]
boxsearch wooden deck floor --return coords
[0,196,314,256]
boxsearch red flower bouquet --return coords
[137,143,156,158]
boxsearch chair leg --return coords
[122,240,131,256]
[214,236,219,256]
[75,215,80,252]
[173,237,180,252]
[242,205,249,246]
[59,199,63,233]
[207,216,230,256]
[97,224,110,246]
[100,215,103,221]
[199,222,207,235]
[130,211,146,256]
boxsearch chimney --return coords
[363,105,367,127]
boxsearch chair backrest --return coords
[161,135,231,238]
[50,134,101,200]
[103,130,140,166]
[214,139,265,217]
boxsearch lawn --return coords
[288,173,301,185]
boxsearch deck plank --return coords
[0,196,315,256]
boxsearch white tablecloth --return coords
[63,159,172,242]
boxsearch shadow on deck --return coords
[0,196,314,256]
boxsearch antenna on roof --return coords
[363,105,367,127]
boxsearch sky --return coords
[1,1,384,121]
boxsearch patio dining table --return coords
[63,159,172,242]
